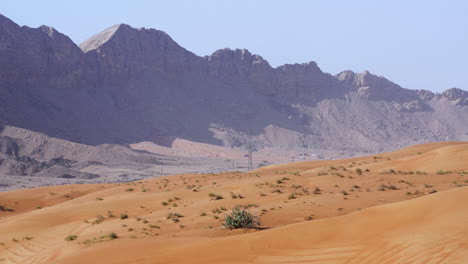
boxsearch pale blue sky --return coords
[1,0,467,92]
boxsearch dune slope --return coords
[0,142,466,264]
[57,186,468,264]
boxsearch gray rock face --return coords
[0,15,87,89]
[336,70,419,101]
[439,88,468,106]
[81,24,205,82]
[0,14,467,153]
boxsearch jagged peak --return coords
[207,48,268,65]
[0,14,75,48]
[277,61,323,74]
[79,24,124,52]
[336,69,397,86]
[79,23,172,53]
[442,87,466,93]
[337,70,379,79]
[440,87,468,99]
[437,87,468,106]
[38,25,61,38]
[210,48,251,56]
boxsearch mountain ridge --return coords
[0,14,467,153]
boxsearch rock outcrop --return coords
[439,88,468,106]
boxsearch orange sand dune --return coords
[259,141,468,174]
[0,142,467,264]
[56,186,468,264]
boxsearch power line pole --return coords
[247,133,253,171]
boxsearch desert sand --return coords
[0,141,467,263]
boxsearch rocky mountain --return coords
[0,125,164,181]
[0,13,467,154]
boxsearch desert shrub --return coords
[271,188,283,193]
[334,173,344,178]
[237,204,258,209]
[120,213,128,219]
[108,233,118,239]
[213,194,223,200]
[166,212,183,219]
[0,205,14,212]
[355,168,362,175]
[313,187,321,194]
[223,208,259,230]
[212,208,222,214]
[93,215,105,224]
[64,235,77,241]
[436,170,452,175]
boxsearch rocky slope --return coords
[0,13,467,153]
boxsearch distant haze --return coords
[1,0,467,92]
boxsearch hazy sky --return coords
[2,0,467,92]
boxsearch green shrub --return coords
[223,208,259,230]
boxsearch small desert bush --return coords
[223,208,259,230]
[212,194,223,200]
[64,235,78,241]
[436,170,452,175]
[107,232,118,240]
[166,212,184,219]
